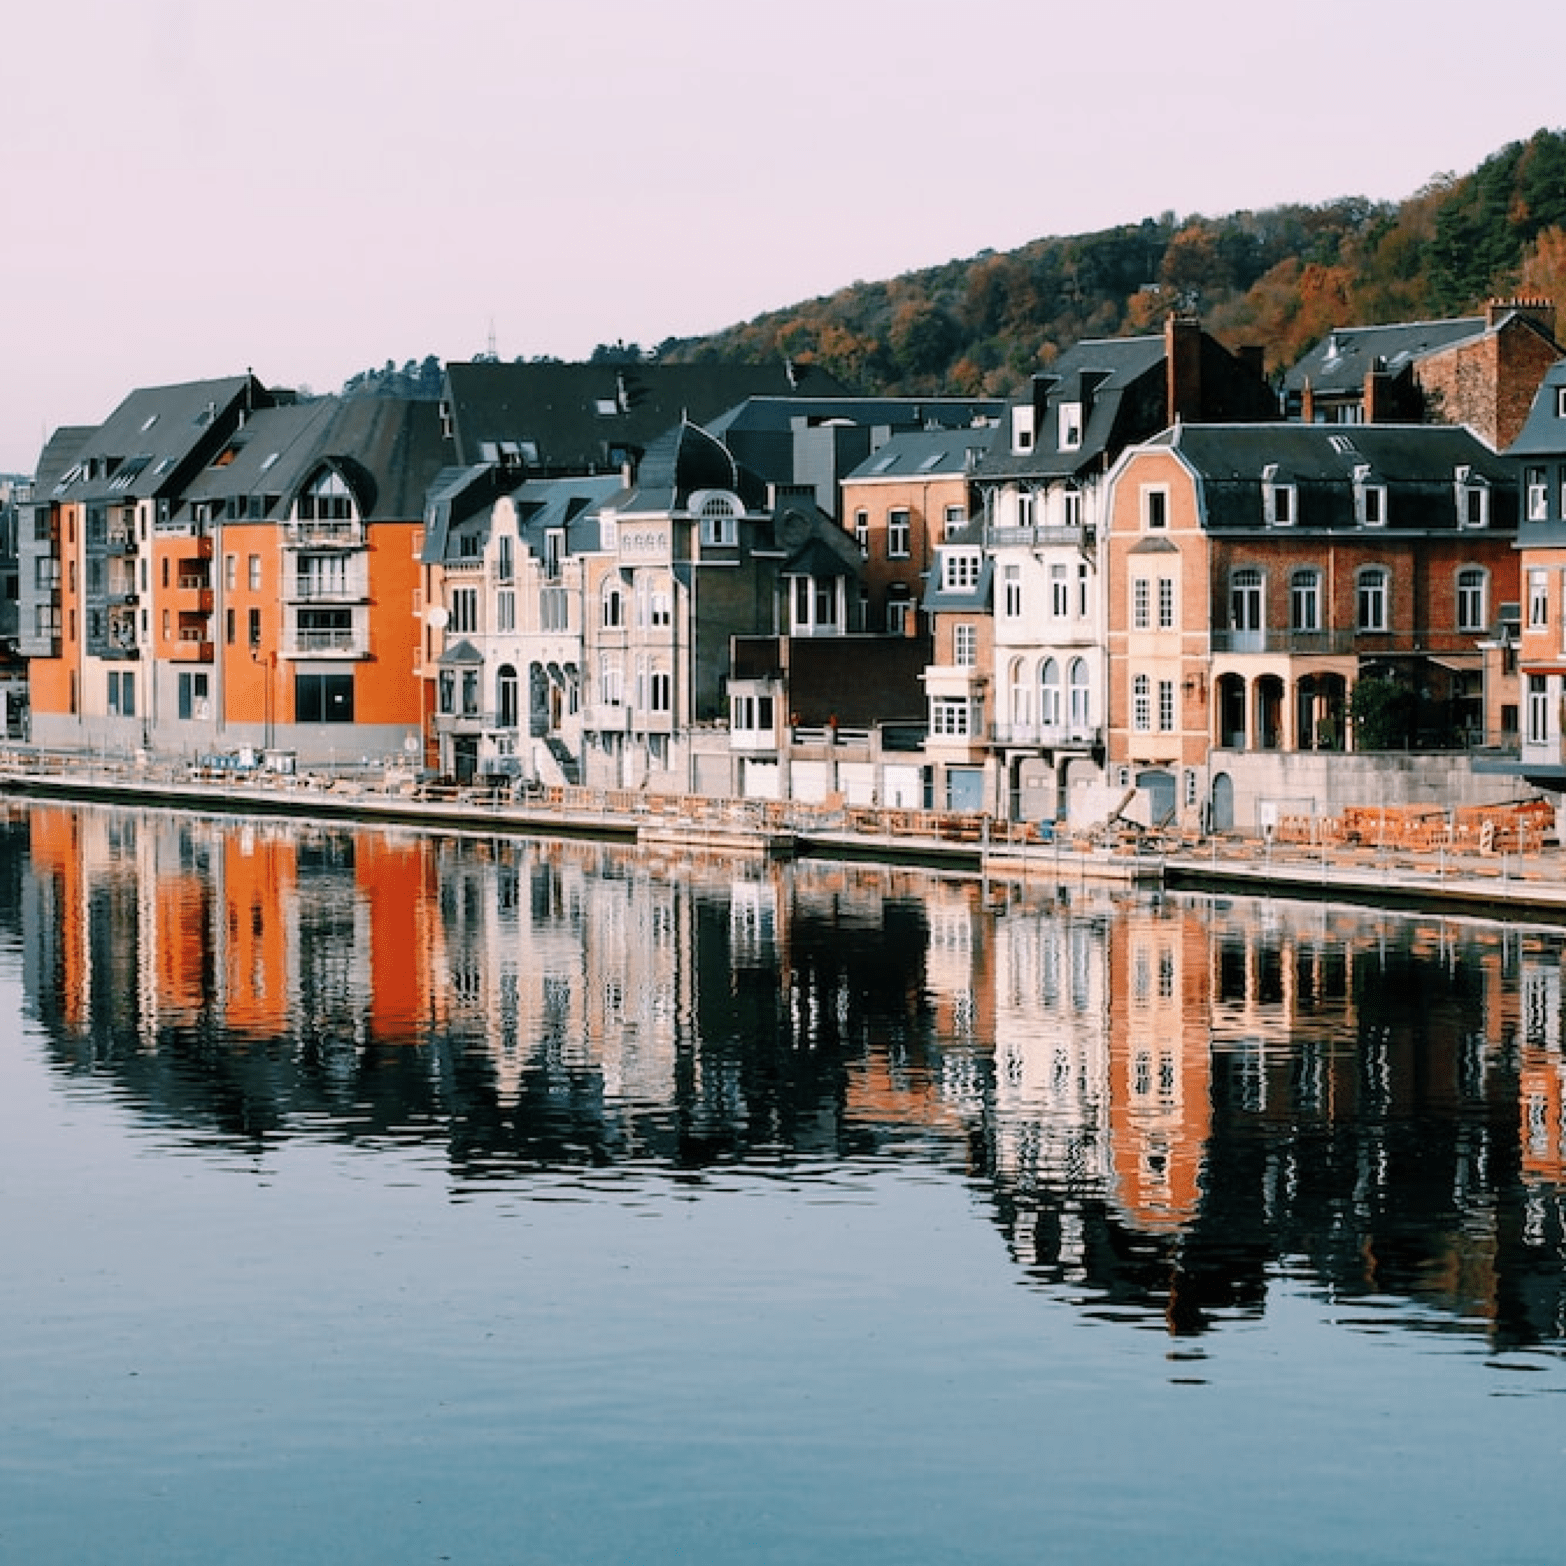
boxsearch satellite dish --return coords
[426,606,449,630]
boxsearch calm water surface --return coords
[1,802,1564,1564]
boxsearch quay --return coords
[3,754,1566,923]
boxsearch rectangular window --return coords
[1003,565,1022,618]
[1361,485,1385,526]
[1051,564,1068,617]
[1063,490,1082,529]
[295,672,354,723]
[225,553,237,590]
[248,608,261,647]
[1461,485,1489,528]
[449,588,478,634]
[1528,674,1550,745]
[1133,674,1151,732]
[1158,679,1175,732]
[1158,577,1175,629]
[497,534,514,582]
[1268,484,1295,526]
[931,696,970,737]
[248,554,261,590]
[226,608,235,645]
[943,504,966,537]
[854,509,869,553]
[1077,561,1089,618]
[954,624,976,666]
[1530,569,1549,629]
[887,509,910,558]
[497,590,516,632]
[942,552,980,591]
[1016,491,1035,529]
[886,599,912,636]
[1142,487,1168,530]
[1133,578,1150,630]
[649,669,671,712]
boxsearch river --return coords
[1,801,1563,1564]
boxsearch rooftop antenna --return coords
[486,318,498,360]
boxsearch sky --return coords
[4,0,1565,472]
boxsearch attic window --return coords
[699,493,738,547]
[919,451,945,472]
[1328,434,1356,454]
[1556,385,1566,418]
[1262,465,1295,526]
[140,413,159,433]
[1058,402,1083,451]
[261,452,280,471]
[872,453,897,473]
[1010,406,1035,454]
[941,549,981,592]
[595,398,619,417]
[1353,465,1386,527]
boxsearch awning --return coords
[1423,653,1483,672]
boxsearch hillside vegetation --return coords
[656,128,1566,395]
[343,130,1566,400]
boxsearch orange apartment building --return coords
[21,380,450,766]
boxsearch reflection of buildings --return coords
[14,800,1566,1346]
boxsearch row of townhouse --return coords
[15,302,1566,834]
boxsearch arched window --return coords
[496,664,518,728]
[1290,569,1321,632]
[1009,657,1029,728]
[699,494,738,547]
[1040,657,1061,727]
[1068,658,1090,728]
[602,581,625,628]
[297,468,354,522]
[1357,567,1388,631]
[1230,568,1263,632]
[1456,567,1488,633]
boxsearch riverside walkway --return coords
[3,751,1565,923]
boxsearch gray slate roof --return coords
[441,360,850,472]
[1282,318,1487,397]
[1508,360,1566,457]
[844,426,992,482]
[1152,422,1517,533]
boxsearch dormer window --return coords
[941,549,981,592]
[1353,465,1386,527]
[1262,465,1295,526]
[1526,467,1548,521]
[1010,406,1035,454]
[1556,385,1566,418]
[697,493,738,547]
[1058,402,1083,452]
[1456,467,1489,529]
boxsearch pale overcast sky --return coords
[4,0,1563,471]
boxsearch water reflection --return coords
[9,801,1566,1349]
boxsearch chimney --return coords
[1166,313,1203,424]
[1486,296,1557,340]
[1363,365,1395,424]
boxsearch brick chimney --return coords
[1363,364,1396,423]
[1166,313,1203,423]
[1486,296,1557,340]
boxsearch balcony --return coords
[289,580,365,605]
[1209,628,1359,656]
[286,627,367,658]
[987,522,1093,549]
[991,721,1101,749]
[283,518,363,549]
[169,633,214,663]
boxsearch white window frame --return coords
[1456,567,1487,633]
[1142,485,1169,531]
[887,509,911,559]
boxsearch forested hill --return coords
[655,128,1566,396]
[342,129,1566,401]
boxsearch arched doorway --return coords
[1210,772,1235,832]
